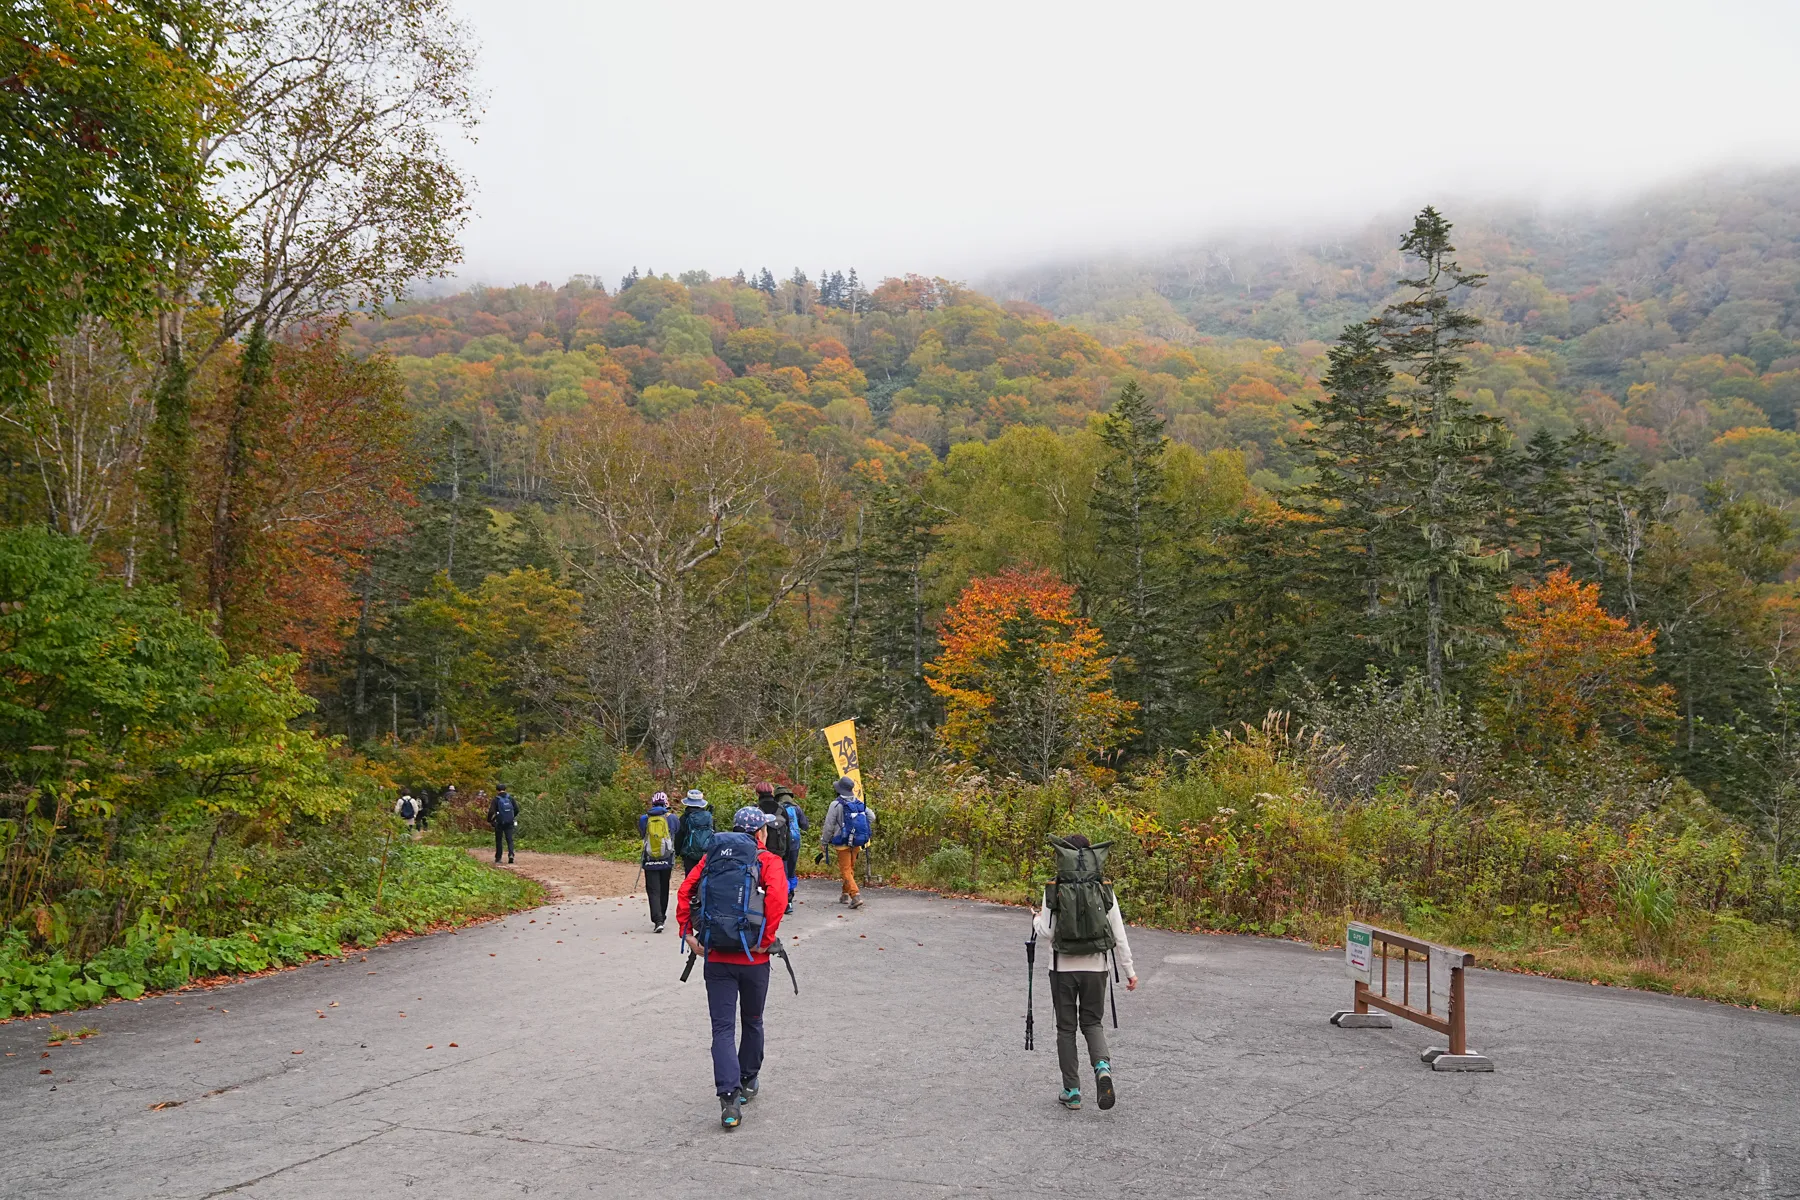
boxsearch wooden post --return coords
[1449,965,1467,1056]
[1353,980,1369,1014]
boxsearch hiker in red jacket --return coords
[677,805,789,1129]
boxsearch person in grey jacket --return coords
[819,777,872,908]
[1031,834,1137,1111]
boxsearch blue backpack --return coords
[493,792,516,826]
[784,803,802,856]
[693,832,767,956]
[677,808,714,859]
[831,798,871,848]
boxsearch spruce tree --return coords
[1379,207,1511,696]
[406,420,502,592]
[840,474,939,734]
[1292,319,1407,640]
[1091,380,1182,744]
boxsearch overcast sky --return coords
[447,0,1800,290]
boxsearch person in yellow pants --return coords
[820,776,873,909]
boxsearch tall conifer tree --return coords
[1379,207,1511,695]
[1091,380,1182,742]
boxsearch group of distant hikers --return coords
[390,783,521,863]
[642,776,1135,1128]
[637,777,869,933]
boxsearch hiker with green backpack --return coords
[1030,833,1137,1111]
[676,789,714,876]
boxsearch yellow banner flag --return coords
[820,718,863,801]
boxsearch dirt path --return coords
[468,849,639,902]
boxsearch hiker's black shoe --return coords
[720,1092,742,1129]
[508,856,515,863]
[1095,1060,1115,1110]
[653,923,665,934]
[735,1075,759,1105]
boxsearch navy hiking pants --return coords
[703,958,769,1096]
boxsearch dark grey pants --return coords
[1050,970,1109,1091]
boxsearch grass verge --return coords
[1,845,541,1019]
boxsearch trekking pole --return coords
[769,942,799,995]
[680,949,698,982]
[1108,949,1120,1030]
[1025,934,1037,1050]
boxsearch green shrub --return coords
[922,843,975,891]
[1614,859,1678,956]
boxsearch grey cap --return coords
[682,789,707,807]
[834,776,857,798]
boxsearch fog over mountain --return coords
[447,0,1800,288]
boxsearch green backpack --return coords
[1046,836,1116,957]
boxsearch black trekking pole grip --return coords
[680,950,697,982]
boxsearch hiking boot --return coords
[838,892,849,905]
[720,1092,743,1129]
[849,894,864,909]
[1059,1088,1081,1110]
[1095,1060,1115,1110]
[735,1075,759,1105]
[508,856,515,864]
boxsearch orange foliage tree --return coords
[1489,568,1675,759]
[927,569,1136,780]
[196,326,417,663]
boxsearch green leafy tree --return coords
[0,0,222,412]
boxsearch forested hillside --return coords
[987,169,1800,503]
[4,0,1798,1018]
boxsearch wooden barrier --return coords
[1329,922,1493,1071]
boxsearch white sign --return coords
[1429,946,1457,1012]
[1346,923,1373,984]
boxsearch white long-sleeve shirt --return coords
[1033,886,1136,978]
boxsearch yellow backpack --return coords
[644,813,674,864]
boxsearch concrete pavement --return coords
[2,885,1796,1198]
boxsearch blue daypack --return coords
[831,798,871,848]
[493,792,517,826]
[693,831,767,956]
[784,802,802,857]
[677,808,714,859]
